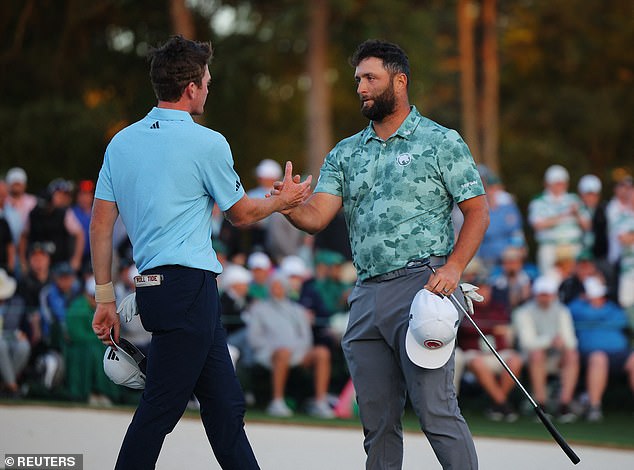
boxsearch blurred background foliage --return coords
[0,0,632,211]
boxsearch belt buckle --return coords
[134,274,164,287]
[406,258,431,269]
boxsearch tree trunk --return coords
[457,0,481,162]
[0,0,35,62]
[169,0,195,39]
[306,0,333,179]
[481,0,499,173]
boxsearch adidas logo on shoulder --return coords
[107,349,119,361]
[150,121,160,129]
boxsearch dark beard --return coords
[360,83,396,122]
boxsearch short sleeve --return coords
[201,137,245,211]
[438,130,484,203]
[314,148,343,197]
[95,148,116,202]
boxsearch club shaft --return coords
[450,295,537,406]
[426,264,581,464]
[452,294,580,464]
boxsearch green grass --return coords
[239,407,634,450]
[448,410,634,449]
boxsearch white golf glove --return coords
[117,292,138,323]
[460,282,484,315]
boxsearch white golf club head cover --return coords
[117,292,138,323]
[460,282,484,315]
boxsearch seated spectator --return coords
[568,276,634,422]
[48,178,74,208]
[246,251,272,300]
[247,272,334,419]
[0,177,24,248]
[513,276,579,422]
[65,276,119,405]
[5,168,37,248]
[27,261,79,392]
[19,179,85,273]
[17,242,53,313]
[606,173,633,266]
[16,242,53,380]
[0,269,30,398]
[577,174,609,265]
[558,250,606,304]
[491,246,532,310]
[611,193,634,329]
[544,244,578,288]
[313,250,350,317]
[280,255,311,303]
[477,171,526,270]
[457,260,523,421]
[219,264,254,367]
[528,165,591,274]
[280,255,335,351]
[37,262,81,353]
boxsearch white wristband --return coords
[95,281,116,303]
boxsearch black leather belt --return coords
[364,256,447,283]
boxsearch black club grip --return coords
[534,405,581,465]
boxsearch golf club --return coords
[425,262,581,465]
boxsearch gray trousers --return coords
[342,265,478,470]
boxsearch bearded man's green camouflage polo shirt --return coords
[314,106,485,280]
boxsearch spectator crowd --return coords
[1,160,633,423]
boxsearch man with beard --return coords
[275,40,487,469]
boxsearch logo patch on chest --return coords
[396,153,412,166]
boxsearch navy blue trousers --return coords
[115,266,259,470]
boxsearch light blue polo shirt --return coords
[95,107,244,273]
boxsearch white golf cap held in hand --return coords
[405,289,460,369]
[103,332,146,389]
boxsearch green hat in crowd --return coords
[576,249,594,262]
[314,249,345,266]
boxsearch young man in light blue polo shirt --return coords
[281,40,488,469]
[90,36,311,470]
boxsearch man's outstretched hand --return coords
[271,161,312,213]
